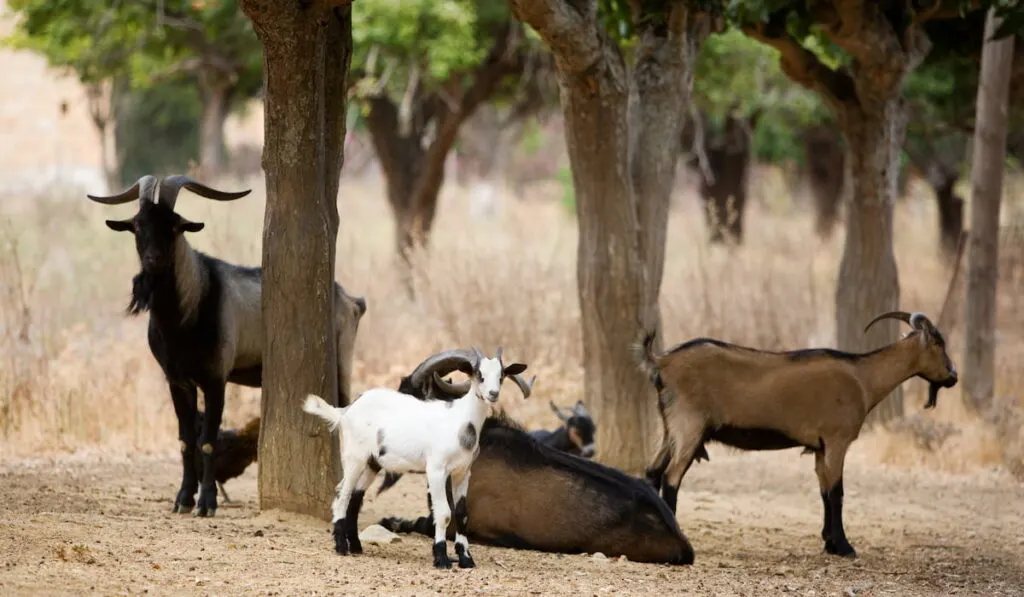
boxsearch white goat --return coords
[303,346,528,569]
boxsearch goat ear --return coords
[503,363,527,376]
[105,219,134,232]
[456,361,475,375]
[178,220,205,233]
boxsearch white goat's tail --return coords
[302,393,347,432]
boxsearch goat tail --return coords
[302,394,347,433]
[631,328,664,392]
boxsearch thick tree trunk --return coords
[240,1,353,520]
[512,0,704,472]
[198,81,233,178]
[836,101,904,426]
[963,9,1015,413]
[629,6,708,460]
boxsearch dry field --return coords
[1,166,1023,596]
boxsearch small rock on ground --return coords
[359,524,401,545]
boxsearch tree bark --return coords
[240,0,353,520]
[963,8,1015,413]
[801,124,845,240]
[836,101,905,425]
[511,0,706,471]
[198,79,233,178]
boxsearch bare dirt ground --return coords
[0,445,1021,597]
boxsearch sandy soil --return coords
[0,445,1021,597]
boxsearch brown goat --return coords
[379,412,695,564]
[635,311,958,558]
[377,351,694,565]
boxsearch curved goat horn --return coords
[406,349,476,389]
[87,175,159,205]
[470,345,485,366]
[160,175,251,210]
[549,399,570,420]
[511,374,535,399]
[863,311,914,333]
[432,371,471,396]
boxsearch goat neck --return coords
[171,236,206,324]
[451,378,493,422]
[854,334,924,411]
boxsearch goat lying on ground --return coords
[303,347,529,569]
[528,400,596,458]
[195,413,260,504]
[87,174,367,517]
[376,349,695,565]
[636,311,958,558]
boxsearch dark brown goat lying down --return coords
[379,412,694,565]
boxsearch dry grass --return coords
[1,164,1022,481]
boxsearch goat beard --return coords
[925,378,957,409]
[127,271,155,315]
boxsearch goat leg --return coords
[217,482,233,505]
[427,468,453,569]
[450,470,475,569]
[170,381,200,514]
[195,382,225,517]
[330,462,364,556]
[823,478,856,557]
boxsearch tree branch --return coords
[742,11,857,112]
[509,0,603,74]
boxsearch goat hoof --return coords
[333,520,349,555]
[432,541,452,569]
[193,506,216,518]
[348,539,363,555]
[824,539,856,558]
[455,544,475,568]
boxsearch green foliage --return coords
[116,78,201,185]
[556,165,576,217]
[5,0,261,105]
[351,1,512,96]
[694,27,827,163]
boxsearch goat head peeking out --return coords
[864,311,958,409]
[87,174,368,519]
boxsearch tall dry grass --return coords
[1,163,1022,480]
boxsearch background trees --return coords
[6,0,261,181]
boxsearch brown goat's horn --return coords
[863,311,914,333]
[407,349,476,389]
[432,371,471,396]
[159,175,251,210]
[87,175,159,205]
[511,374,535,399]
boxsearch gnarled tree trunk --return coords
[512,0,708,472]
[963,8,1015,414]
[240,0,353,520]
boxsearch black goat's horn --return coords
[87,175,159,205]
[160,175,251,210]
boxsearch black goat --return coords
[377,350,695,565]
[528,400,596,458]
[88,174,367,517]
[195,412,261,504]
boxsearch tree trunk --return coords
[240,1,353,520]
[802,125,845,240]
[629,6,709,460]
[198,80,233,178]
[511,0,705,472]
[836,101,904,426]
[933,177,965,262]
[963,8,1014,414]
[364,96,428,286]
